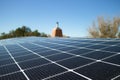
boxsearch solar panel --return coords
[0,37,120,80]
[0,72,27,80]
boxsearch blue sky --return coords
[0,0,120,37]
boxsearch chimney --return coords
[51,22,63,37]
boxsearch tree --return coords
[1,32,6,36]
[15,27,24,37]
[9,30,15,37]
[31,30,41,36]
[21,26,31,36]
[88,16,120,38]
[0,26,48,39]
[41,32,48,37]
[14,26,32,37]
[88,22,99,38]
[0,32,9,39]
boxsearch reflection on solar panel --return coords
[0,37,120,80]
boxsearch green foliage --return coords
[118,32,120,38]
[31,30,41,36]
[40,32,48,37]
[0,26,48,39]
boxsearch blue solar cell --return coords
[46,72,87,80]
[102,41,120,45]
[12,51,33,57]
[37,50,60,56]
[0,72,27,80]
[48,45,67,49]
[0,52,9,55]
[15,54,39,62]
[75,62,120,80]
[57,57,94,69]
[19,58,50,69]
[102,46,120,52]
[0,58,14,66]
[6,45,23,50]
[82,51,115,59]
[25,63,67,80]
[0,54,11,60]
[68,48,93,55]
[87,44,107,49]
[0,64,20,76]
[46,53,73,61]
[9,49,27,54]
[32,48,50,53]
[20,43,41,49]
[57,47,77,51]
[69,43,91,47]
[89,41,104,43]
[0,46,5,51]
[104,54,120,65]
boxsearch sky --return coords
[0,0,120,37]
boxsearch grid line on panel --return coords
[36,39,120,61]
[3,45,30,80]
[24,62,52,71]
[28,42,97,79]
[0,69,20,78]
[42,71,69,80]
[38,39,119,54]
[29,40,120,80]
[17,43,92,80]
[31,42,120,67]
[30,43,95,60]
[74,62,120,80]
[0,37,120,80]
[111,74,120,80]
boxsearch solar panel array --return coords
[0,37,120,80]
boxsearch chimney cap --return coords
[54,22,61,30]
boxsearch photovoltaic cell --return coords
[82,51,115,59]
[25,63,67,80]
[102,41,120,45]
[0,64,20,76]
[57,47,77,51]
[68,48,93,55]
[0,37,120,80]
[32,48,50,53]
[86,44,107,49]
[37,50,60,56]
[9,49,28,53]
[15,54,39,62]
[46,72,87,80]
[102,46,120,52]
[46,53,73,61]
[104,54,120,65]
[69,43,91,47]
[19,58,50,69]
[0,72,27,80]
[88,40,103,43]
[0,54,11,60]
[0,58,14,66]
[0,52,9,55]
[75,62,120,80]
[57,57,94,69]
[12,51,33,57]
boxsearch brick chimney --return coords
[52,22,63,37]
